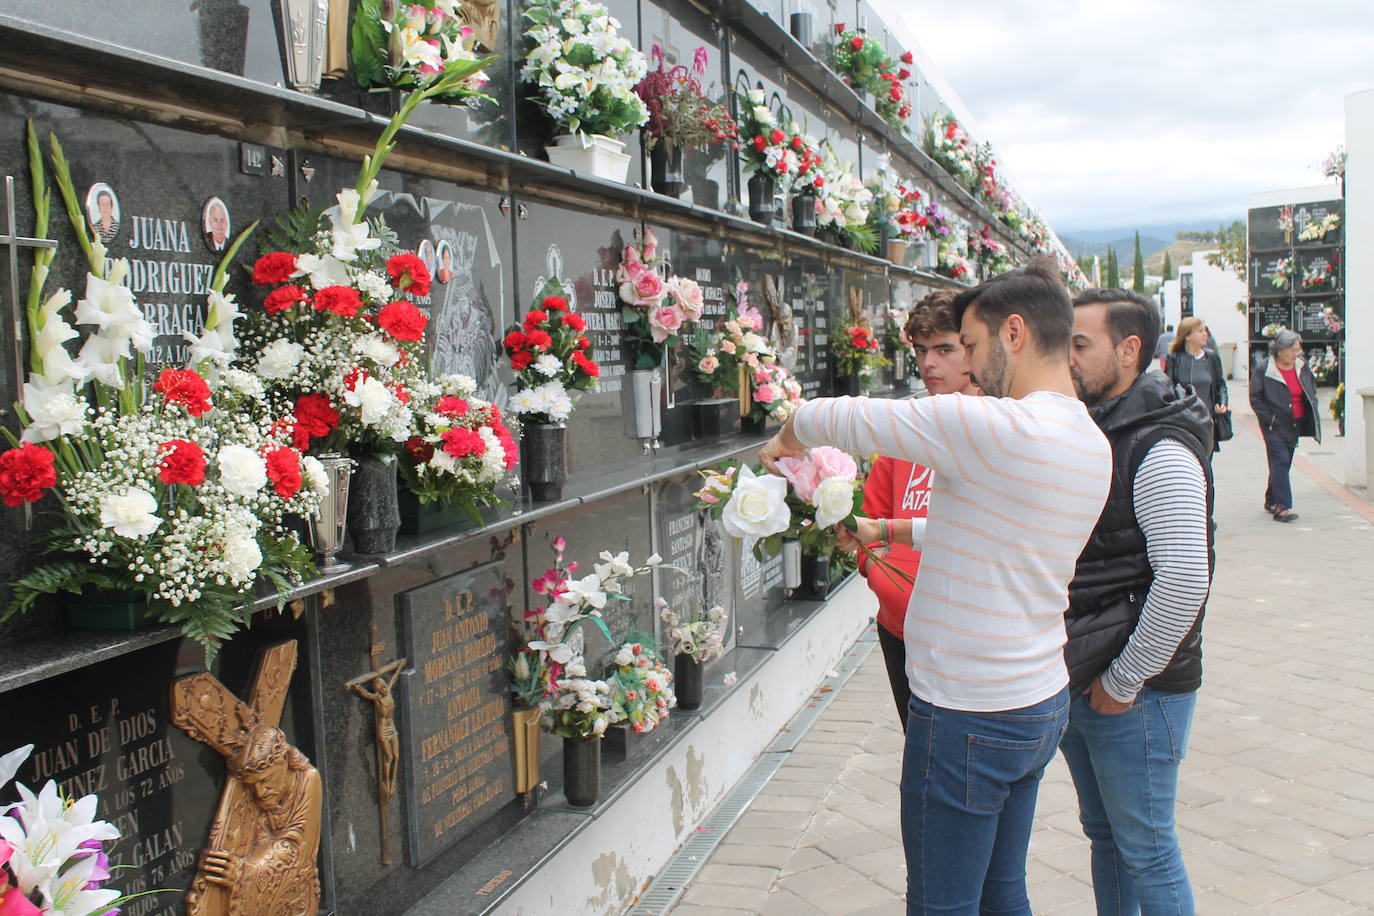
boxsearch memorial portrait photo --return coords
[85,181,121,244]
[203,196,231,252]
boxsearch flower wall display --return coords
[522,0,649,139]
[1297,212,1340,243]
[827,27,913,132]
[351,0,493,101]
[0,744,123,915]
[1271,257,1294,289]
[1,128,321,657]
[634,45,739,154]
[617,229,705,368]
[503,287,601,425]
[400,373,518,521]
[829,324,888,383]
[924,114,977,186]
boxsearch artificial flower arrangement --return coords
[351,0,493,102]
[814,141,877,251]
[734,87,805,190]
[867,158,928,243]
[502,285,601,424]
[1331,381,1345,423]
[617,229,706,369]
[923,199,953,247]
[829,324,888,386]
[634,45,739,156]
[924,113,977,186]
[1271,257,1294,289]
[971,225,1014,275]
[1297,212,1340,243]
[1322,146,1346,182]
[1277,205,1294,239]
[1321,306,1344,336]
[1301,258,1334,291]
[607,641,676,734]
[1307,345,1339,385]
[882,306,912,354]
[660,601,727,663]
[827,28,914,132]
[937,222,976,282]
[400,372,518,522]
[521,0,649,140]
[1,126,322,659]
[0,744,125,915]
[1261,322,1284,339]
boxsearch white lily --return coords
[293,252,354,289]
[38,848,121,916]
[21,376,87,443]
[33,291,89,386]
[594,550,634,583]
[527,640,576,664]
[562,573,607,611]
[0,779,119,892]
[0,744,33,788]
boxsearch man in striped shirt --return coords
[760,256,1111,915]
[1063,288,1214,915]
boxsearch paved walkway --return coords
[666,386,1374,914]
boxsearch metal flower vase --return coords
[675,654,704,711]
[522,422,568,503]
[307,453,354,574]
[276,0,329,92]
[649,143,686,198]
[563,735,601,808]
[792,192,817,235]
[512,707,543,795]
[748,173,776,225]
[348,453,401,555]
[624,368,663,442]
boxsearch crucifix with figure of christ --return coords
[346,625,407,866]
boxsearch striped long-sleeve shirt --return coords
[1099,438,1211,702]
[793,392,1111,712]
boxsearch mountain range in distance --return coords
[1059,218,1242,260]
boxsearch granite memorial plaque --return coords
[1248,204,1291,252]
[398,561,515,867]
[1292,199,1344,247]
[1250,300,1292,337]
[0,616,315,916]
[1295,298,1341,341]
[653,469,736,654]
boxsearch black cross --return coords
[1,174,58,401]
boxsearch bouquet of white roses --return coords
[521,0,649,139]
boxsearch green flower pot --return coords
[64,588,155,631]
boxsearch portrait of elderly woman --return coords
[85,182,121,244]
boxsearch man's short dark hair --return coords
[952,255,1072,358]
[905,289,959,341]
[1071,288,1160,377]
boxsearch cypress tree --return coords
[1162,250,1174,281]
[1132,231,1146,293]
[1105,246,1120,288]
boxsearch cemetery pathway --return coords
[663,386,1374,915]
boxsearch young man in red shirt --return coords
[840,289,980,725]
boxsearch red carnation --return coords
[264,285,309,315]
[753,136,767,153]
[571,350,601,378]
[504,330,528,351]
[252,252,297,285]
[792,136,804,150]
[834,22,845,34]
[511,350,534,371]
[901,51,914,64]
[441,427,486,459]
[292,393,340,451]
[390,383,410,405]
[436,396,469,417]
[524,329,553,351]
[404,436,435,464]
[157,439,207,487]
[889,86,902,102]
[386,252,432,297]
[377,300,428,341]
[770,128,785,145]
[523,309,550,330]
[898,68,911,80]
[542,295,569,311]
[313,285,363,318]
[560,312,586,331]
[264,447,302,499]
[0,443,57,507]
[576,336,590,350]
[154,368,212,417]
[343,367,369,392]
[849,36,864,51]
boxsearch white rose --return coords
[720,466,791,539]
[217,444,267,497]
[99,488,161,538]
[256,338,305,380]
[813,477,856,529]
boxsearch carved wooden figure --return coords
[346,626,408,866]
[171,641,323,916]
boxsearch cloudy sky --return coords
[878,0,1373,234]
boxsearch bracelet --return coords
[878,518,890,545]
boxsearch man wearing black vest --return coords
[1062,289,1214,916]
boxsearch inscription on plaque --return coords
[399,562,515,866]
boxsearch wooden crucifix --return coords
[345,625,407,866]
[170,640,322,916]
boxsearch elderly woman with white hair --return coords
[1248,329,1320,522]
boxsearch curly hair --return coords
[905,289,961,342]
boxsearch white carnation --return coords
[217,444,267,497]
[534,354,562,377]
[355,334,401,368]
[256,338,305,380]
[99,487,161,538]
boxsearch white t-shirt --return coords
[793,391,1112,711]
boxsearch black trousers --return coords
[876,625,912,732]
[1263,431,1297,510]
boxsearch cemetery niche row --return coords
[0,56,925,916]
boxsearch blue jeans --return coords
[1059,690,1197,915]
[1262,431,1296,510]
[901,689,1069,915]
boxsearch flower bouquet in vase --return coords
[350,0,494,103]
[734,85,800,225]
[971,225,1014,276]
[660,600,726,709]
[882,306,914,385]
[617,229,705,441]
[830,324,888,395]
[1301,258,1334,291]
[1270,257,1294,290]
[503,286,601,501]
[634,45,740,198]
[603,638,676,759]
[398,373,518,533]
[924,113,977,186]
[814,141,877,252]
[522,0,649,183]
[1,127,322,660]
[1278,206,1294,244]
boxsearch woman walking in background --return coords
[1165,317,1229,452]
[1250,329,1320,522]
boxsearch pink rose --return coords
[650,305,684,342]
[622,243,643,268]
[754,370,770,386]
[698,355,720,374]
[668,277,705,321]
[720,339,737,354]
[625,269,667,308]
[754,383,777,405]
[775,454,821,502]
[809,446,857,482]
[723,320,742,336]
[642,229,659,261]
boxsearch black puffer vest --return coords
[1065,372,1215,695]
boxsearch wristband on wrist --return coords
[878,518,890,545]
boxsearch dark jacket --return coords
[1164,347,1227,409]
[1065,371,1215,696]
[1249,357,1321,444]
